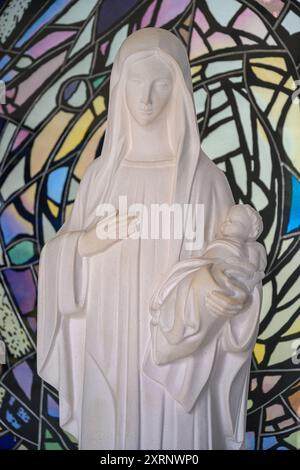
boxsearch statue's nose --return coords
[140,83,152,107]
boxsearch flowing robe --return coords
[37,152,262,449]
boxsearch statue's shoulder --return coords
[194,149,235,208]
[197,149,229,186]
[85,156,103,175]
[81,156,104,185]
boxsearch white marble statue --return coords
[37,27,267,450]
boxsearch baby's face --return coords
[221,207,251,240]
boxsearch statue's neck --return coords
[126,115,174,162]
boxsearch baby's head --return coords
[220,204,263,241]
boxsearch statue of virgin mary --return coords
[37,27,265,450]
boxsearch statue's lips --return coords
[140,108,153,114]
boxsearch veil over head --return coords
[90,27,202,223]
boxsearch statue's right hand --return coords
[78,211,139,257]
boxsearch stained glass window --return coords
[0,0,299,450]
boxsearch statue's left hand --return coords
[205,258,255,318]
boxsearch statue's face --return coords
[221,207,251,240]
[125,54,173,126]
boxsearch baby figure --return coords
[148,204,267,361]
[207,204,267,298]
